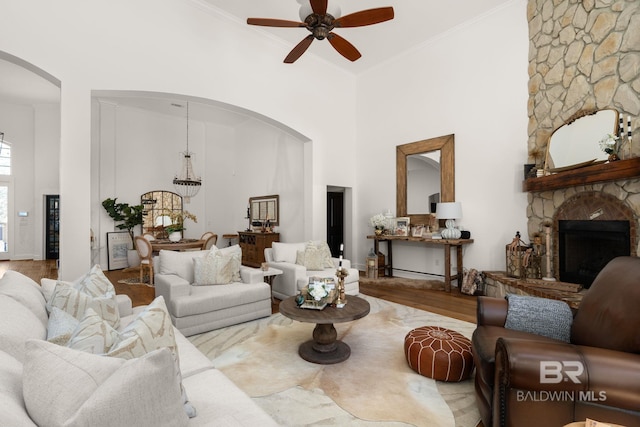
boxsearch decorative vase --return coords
[168,231,181,242]
[127,249,140,268]
[608,153,619,162]
[374,228,383,236]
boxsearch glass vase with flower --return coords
[369,213,387,236]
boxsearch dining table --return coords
[150,238,205,253]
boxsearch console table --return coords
[367,235,474,292]
[238,231,279,267]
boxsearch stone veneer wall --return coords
[525,0,640,267]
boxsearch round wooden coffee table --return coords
[279,295,370,364]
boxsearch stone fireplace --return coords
[525,0,640,282]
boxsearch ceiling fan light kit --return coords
[247,0,394,63]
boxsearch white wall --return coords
[0,0,357,279]
[356,0,530,276]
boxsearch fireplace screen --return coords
[558,220,630,288]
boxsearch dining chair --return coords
[200,231,215,241]
[134,235,154,285]
[202,234,218,250]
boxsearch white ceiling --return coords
[204,0,514,74]
[0,0,514,120]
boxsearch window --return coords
[0,134,10,175]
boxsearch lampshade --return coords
[435,202,462,220]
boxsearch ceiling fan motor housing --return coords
[305,13,335,39]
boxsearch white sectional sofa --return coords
[154,248,273,337]
[0,270,277,426]
[265,241,360,300]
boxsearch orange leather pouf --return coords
[404,325,474,382]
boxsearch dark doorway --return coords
[326,191,344,257]
[45,195,60,260]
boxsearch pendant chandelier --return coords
[173,102,201,203]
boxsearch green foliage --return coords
[102,197,144,241]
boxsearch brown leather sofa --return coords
[472,256,640,427]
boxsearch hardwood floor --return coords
[0,259,477,324]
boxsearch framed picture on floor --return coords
[107,231,132,270]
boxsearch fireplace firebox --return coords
[558,220,630,288]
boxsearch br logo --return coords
[539,361,583,384]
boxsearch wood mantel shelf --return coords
[523,157,640,192]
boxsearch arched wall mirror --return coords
[544,109,619,172]
[397,134,455,226]
[140,190,183,239]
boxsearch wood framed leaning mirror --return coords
[249,194,279,225]
[397,134,455,226]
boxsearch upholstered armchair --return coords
[264,242,359,300]
[472,256,640,427]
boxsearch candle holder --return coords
[335,267,348,308]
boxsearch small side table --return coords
[260,267,283,302]
[222,233,238,247]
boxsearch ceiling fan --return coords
[247,0,394,63]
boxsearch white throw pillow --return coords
[107,296,196,418]
[48,283,120,329]
[193,251,239,285]
[158,249,208,283]
[271,242,306,264]
[67,308,119,354]
[47,307,80,346]
[23,340,188,427]
[0,270,48,326]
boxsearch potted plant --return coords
[163,209,197,242]
[102,198,144,266]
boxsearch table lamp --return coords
[435,202,462,239]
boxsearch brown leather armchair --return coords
[472,256,640,427]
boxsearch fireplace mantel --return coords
[523,157,640,192]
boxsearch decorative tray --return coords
[299,302,327,310]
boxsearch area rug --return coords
[189,295,480,427]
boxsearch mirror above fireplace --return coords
[544,109,619,173]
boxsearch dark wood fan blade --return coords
[284,35,314,63]
[247,18,305,27]
[327,33,361,62]
[310,0,327,15]
[334,7,394,28]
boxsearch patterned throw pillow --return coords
[299,241,335,270]
[214,244,242,282]
[48,284,120,329]
[107,296,196,418]
[67,308,118,354]
[23,340,188,427]
[47,307,80,346]
[193,251,239,285]
[73,264,116,297]
[301,246,326,270]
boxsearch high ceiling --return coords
[0,0,515,116]
[204,0,514,74]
